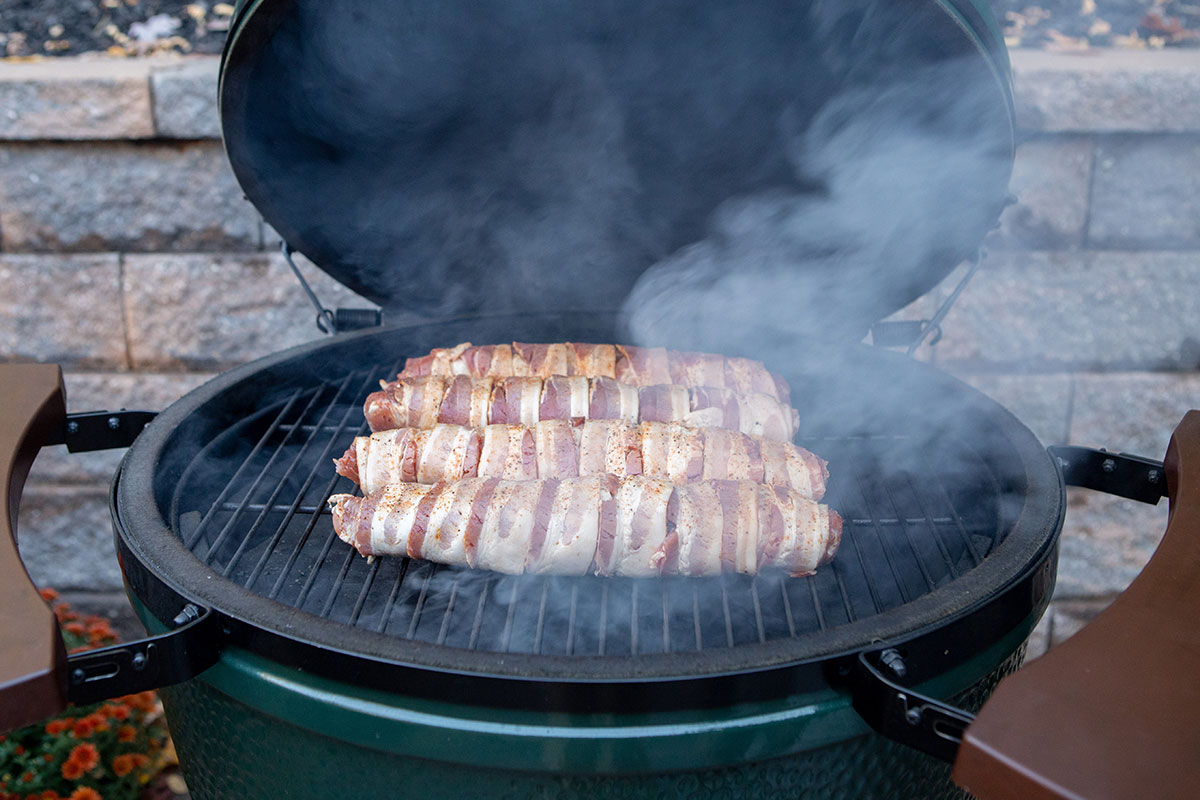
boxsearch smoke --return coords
[622,54,1013,356]
[216,0,1030,657]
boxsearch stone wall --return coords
[4,51,1199,657]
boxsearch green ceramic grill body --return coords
[133,596,1040,799]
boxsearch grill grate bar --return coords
[294,526,343,609]
[219,369,367,580]
[691,586,703,651]
[201,386,328,564]
[630,583,639,656]
[661,585,670,653]
[183,388,306,552]
[405,563,436,639]
[804,579,821,632]
[534,580,550,654]
[901,472,964,580]
[349,558,381,626]
[831,559,859,622]
[376,559,411,634]
[435,578,459,646]
[932,472,987,566]
[566,584,579,655]
[321,546,359,618]
[874,467,938,593]
[256,364,400,599]
[500,577,519,653]
[720,584,734,648]
[598,583,609,656]
[264,468,344,600]
[849,464,913,607]
[751,581,766,643]
[467,578,490,650]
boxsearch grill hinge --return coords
[41,410,157,452]
[281,241,383,333]
[845,649,975,765]
[65,604,220,705]
[1048,445,1167,505]
[870,247,986,355]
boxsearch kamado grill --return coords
[4,1,1200,798]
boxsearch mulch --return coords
[0,0,1197,58]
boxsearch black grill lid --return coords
[219,0,1014,341]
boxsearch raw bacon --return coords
[335,421,828,499]
[364,376,799,441]
[329,478,841,577]
[398,342,791,404]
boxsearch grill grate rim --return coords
[173,370,1012,659]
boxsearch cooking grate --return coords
[170,364,1006,658]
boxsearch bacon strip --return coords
[329,478,840,577]
[365,376,798,441]
[398,342,791,404]
[336,421,827,499]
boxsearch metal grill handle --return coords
[953,409,1200,800]
[0,364,221,733]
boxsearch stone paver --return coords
[0,254,126,367]
[1070,371,1200,457]
[1089,135,1200,248]
[122,251,373,369]
[151,58,220,139]
[0,58,154,140]
[990,136,1092,249]
[1054,486,1168,599]
[0,141,259,252]
[25,371,217,485]
[1024,606,1053,661]
[1011,49,1200,133]
[1048,598,1114,647]
[15,487,124,592]
[935,251,1200,371]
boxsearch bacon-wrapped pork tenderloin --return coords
[365,376,799,441]
[328,477,842,577]
[399,342,791,404]
[334,420,828,499]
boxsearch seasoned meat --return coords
[329,477,841,577]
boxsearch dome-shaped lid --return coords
[219,0,1014,342]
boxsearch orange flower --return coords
[14,746,24,756]
[63,623,85,637]
[68,789,100,800]
[39,588,59,603]
[41,792,60,800]
[60,761,84,781]
[45,719,70,736]
[100,705,128,722]
[130,755,150,769]
[110,755,134,778]
[125,693,157,713]
[82,715,107,734]
[115,726,136,743]
[19,774,32,784]
[42,755,53,763]
[66,743,98,772]
[70,719,93,739]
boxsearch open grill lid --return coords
[218,0,1014,342]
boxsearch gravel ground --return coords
[0,0,1197,58]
